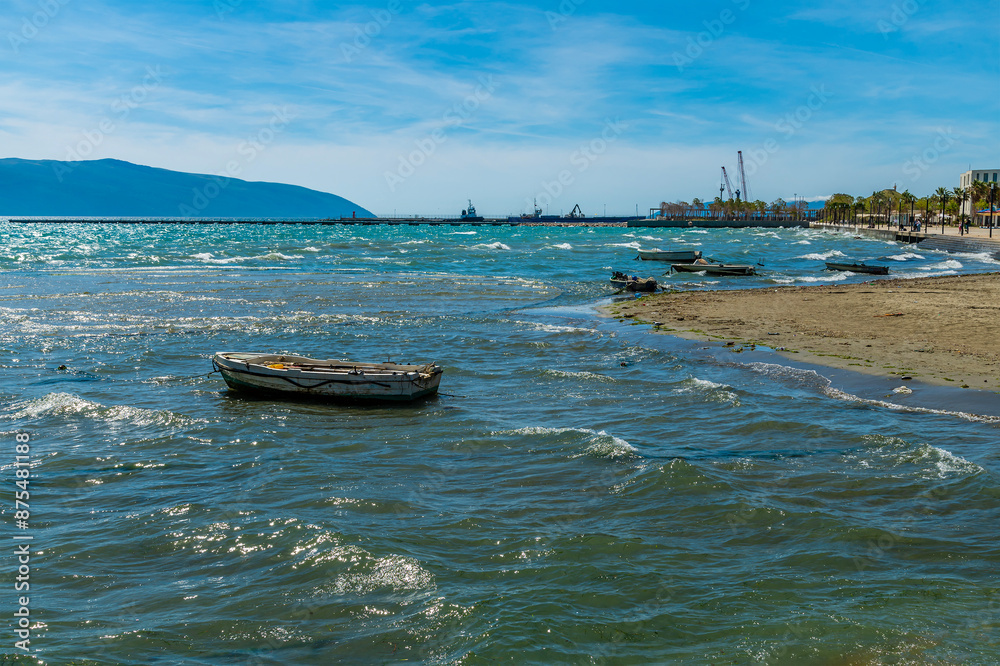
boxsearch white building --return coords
[960,168,999,215]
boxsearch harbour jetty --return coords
[6,215,807,228]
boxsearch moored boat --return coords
[213,352,443,402]
[610,271,658,292]
[704,264,757,276]
[637,249,703,262]
[824,262,889,275]
[460,200,484,222]
[670,262,756,276]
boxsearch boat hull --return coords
[671,263,756,276]
[638,250,702,262]
[824,262,889,275]
[213,353,443,402]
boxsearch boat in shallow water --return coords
[824,261,890,275]
[213,352,443,402]
[637,249,702,262]
[670,261,757,276]
[610,271,658,292]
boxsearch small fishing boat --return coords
[670,261,756,276]
[213,352,443,402]
[610,271,658,292]
[637,249,703,262]
[704,264,757,276]
[824,262,889,275]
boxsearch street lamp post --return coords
[991,183,996,238]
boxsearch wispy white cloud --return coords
[0,0,996,213]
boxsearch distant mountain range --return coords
[0,158,373,218]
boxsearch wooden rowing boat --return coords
[213,352,443,402]
[610,271,658,292]
[637,249,702,262]
[670,262,756,276]
[824,262,890,275]
[705,264,756,276]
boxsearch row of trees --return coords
[658,196,812,221]
[823,181,999,227]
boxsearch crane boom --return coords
[721,167,734,200]
[737,151,752,203]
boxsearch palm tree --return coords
[900,190,916,228]
[953,187,968,233]
[935,186,950,233]
[970,179,989,226]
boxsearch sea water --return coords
[2,221,998,664]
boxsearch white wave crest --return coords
[499,426,638,458]
[677,377,740,405]
[772,273,848,284]
[519,321,595,334]
[9,392,196,428]
[921,259,962,270]
[471,242,511,251]
[885,252,924,261]
[797,250,846,261]
[551,243,573,250]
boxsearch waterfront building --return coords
[960,168,999,216]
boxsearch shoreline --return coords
[604,273,1000,392]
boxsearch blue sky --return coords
[2,0,997,215]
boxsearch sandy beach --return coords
[607,273,1000,390]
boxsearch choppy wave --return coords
[8,392,199,428]
[921,259,963,271]
[797,250,846,261]
[498,426,638,459]
[772,273,848,284]
[743,362,1000,424]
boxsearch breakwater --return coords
[8,216,810,228]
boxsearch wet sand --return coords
[606,273,1000,390]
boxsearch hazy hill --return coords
[0,158,373,218]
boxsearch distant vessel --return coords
[461,200,484,222]
[508,202,641,225]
